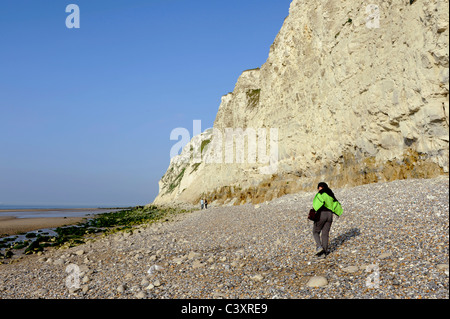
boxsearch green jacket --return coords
[313,192,343,216]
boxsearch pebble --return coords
[147,264,164,275]
[379,252,393,260]
[35,288,48,297]
[0,176,448,299]
[436,264,449,270]
[188,252,201,260]
[69,287,81,294]
[192,260,205,269]
[307,276,328,287]
[125,273,133,280]
[54,259,64,266]
[213,292,227,298]
[250,274,264,282]
[135,291,146,299]
[342,266,359,273]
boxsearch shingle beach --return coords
[1,176,448,299]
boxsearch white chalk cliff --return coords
[153,0,449,206]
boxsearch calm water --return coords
[0,205,100,210]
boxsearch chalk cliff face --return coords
[153,0,449,206]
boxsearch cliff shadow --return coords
[329,227,361,252]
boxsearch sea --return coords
[0,205,125,219]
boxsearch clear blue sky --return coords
[0,0,292,207]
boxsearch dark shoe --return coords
[315,248,325,257]
[317,250,331,259]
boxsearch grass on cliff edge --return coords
[0,205,194,259]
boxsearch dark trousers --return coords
[313,210,333,252]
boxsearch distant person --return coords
[200,199,204,210]
[204,199,208,209]
[310,182,343,257]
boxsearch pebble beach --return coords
[0,176,448,299]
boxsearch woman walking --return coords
[311,182,343,257]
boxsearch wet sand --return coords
[0,208,103,213]
[0,216,86,236]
